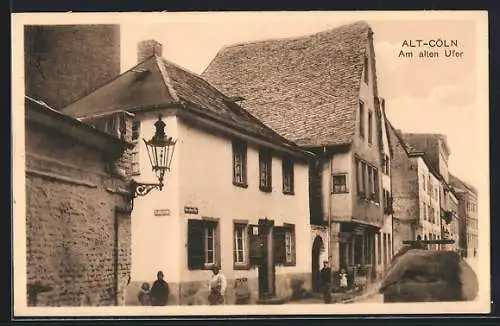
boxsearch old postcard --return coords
[12,11,490,317]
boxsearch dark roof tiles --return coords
[61,55,299,150]
[202,21,372,147]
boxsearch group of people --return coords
[319,261,348,303]
[137,265,228,306]
[138,271,170,306]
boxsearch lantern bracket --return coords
[131,180,163,198]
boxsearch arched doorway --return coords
[311,236,324,293]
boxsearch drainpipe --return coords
[324,146,333,274]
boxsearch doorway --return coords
[311,236,324,292]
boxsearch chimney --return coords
[137,39,163,63]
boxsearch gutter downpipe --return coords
[324,145,333,277]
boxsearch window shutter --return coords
[273,227,286,265]
[248,225,261,266]
[187,220,205,270]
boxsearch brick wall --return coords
[24,25,120,110]
[387,124,419,252]
[26,119,132,306]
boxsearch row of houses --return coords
[23,22,478,306]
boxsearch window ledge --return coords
[259,186,272,193]
[233,264,251,271]
[332,191,349,195]
[233,181,248,188]
[283,191,295,196]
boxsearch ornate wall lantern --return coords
[131,115,177,198]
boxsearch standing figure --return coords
[138,282,152,306]
[339,268,348,292]
[319,261,332,303]
[150,271,170,306]
[208,265,227,305]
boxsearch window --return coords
[131,151,140,176]
[232,140,247,187]
[131,121,141,175]
[132,120,140,141]
[359,101,365,138]
[377,233,382,264]
[259,150,272,191]
[422,201,427,220]
[383,190,392,214]
[332,174,348,193]
[367,165,373,199]
[382,155,390,175]
[373,169,379,202]
[282,157,294,194]
[368,111,373,145]
[233,223,248,267]
[362,162,367,197]
[356,159,364,196]
[364,54,369,84]
[273,225,296,266]
[187,219,219,270]
[205,224,216,265]
[388,234,392,259]
[383,233,387,266]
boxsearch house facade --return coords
[451,174,479,257]
[399,133,463,250]
[25,96,132,306]
[202,22,387,282]
[376,98,394,274]
[62,41,313,305]
[386,122,443,254]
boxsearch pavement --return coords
[289,281,382,305]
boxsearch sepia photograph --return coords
[11,11,489,317]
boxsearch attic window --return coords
[132,68,151,81]
[363,54,369,84]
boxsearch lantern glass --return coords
[144,115,177,186]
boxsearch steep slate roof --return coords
[387,121,419,155]
[202,21,373,148]
[400,133,450,156]
[61,55,301,152]
[450,173,477,195]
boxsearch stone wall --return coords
[24,25,121,110]
[387,124,419,253]
[26,119,131,306]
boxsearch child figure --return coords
[339,269,348,292]
[138,282,151,306]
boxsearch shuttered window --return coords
[187,219,219,270]
[273,225,296,266]
[248,225,261,267]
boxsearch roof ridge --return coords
[201,21,370,76]
[155,55,180,102]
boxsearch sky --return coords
[119,13,482,187]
